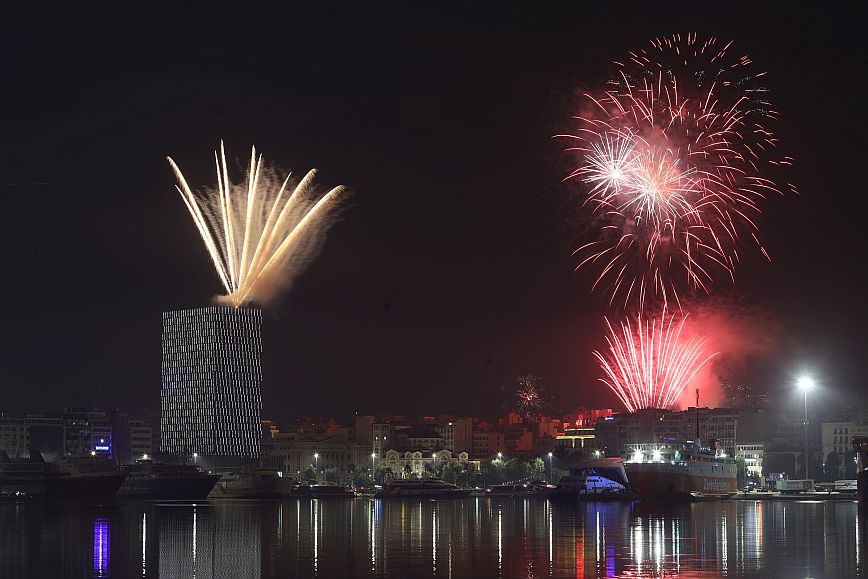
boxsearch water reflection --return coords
[93,516,110,577]
[0,498,862,577]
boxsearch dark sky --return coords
[3,3,866,419]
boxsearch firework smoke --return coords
[594,308,717,412]
[169,142,346,307]
[561,33,794,312]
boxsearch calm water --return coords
[0,498,862,578]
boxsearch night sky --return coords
[4,3,866,419]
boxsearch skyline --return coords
[4,3,867,419]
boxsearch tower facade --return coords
[161,307,262,458]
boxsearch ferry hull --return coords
[44,473,128,499]
[626,463,736,499]
[118,475,220,500]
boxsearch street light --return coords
[547,452,553,482]
[496,452,503,462]
[371,452,376,483]
[432,453,437,475]
[798,376,814,479]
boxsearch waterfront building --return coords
[127,418,155,462]
[380,448,477,477]
[160,307,263,461]
[736,443,765,478]
[62,408,92,456]
[0,416,28,457]
[472,429,505,459]
[555,426,595,450]
[263,430,369,479]
[23,413,63,457]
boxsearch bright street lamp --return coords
[547,452,553,482]
[798,376,814,479]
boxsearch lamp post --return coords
[371,452,376,483]
[432,453,437,476]
[547,452,553,482]
[314,452,319,483]
[798,376,814,479]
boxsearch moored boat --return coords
[211,468,293,499]
[118,461,220,500]
[486,480,556,498]
[625,444,737,500]
[554,457,632,500]
[42,455,127,499]
[375,478,470,498]
[290,484,356,498]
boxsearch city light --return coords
[797,375,814,479]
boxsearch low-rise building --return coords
[0,416,28,457]
[736,443,765,478]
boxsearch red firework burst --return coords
[513,374,549,419]
[594,308,717,412]
[560,33,795,312]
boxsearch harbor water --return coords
[0,497,862,578]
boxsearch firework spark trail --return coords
[593,308,717,412]
[513,374,550,419]
[169,142,345,307]
[559,33,795,312]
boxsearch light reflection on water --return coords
[0,498,862,578]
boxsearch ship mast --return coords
[695,388,700,451]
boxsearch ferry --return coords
[290,484,356,499]
[2,450,129,499]
[118,461,220,500]
[375,478,471,498]
[39,452,128,499]
[624,444,737,500]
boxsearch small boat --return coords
[118,461,220,500]
[375,478,471,498]
[290,484,356,499]
[554,458,632,500]
[211,468,293,499]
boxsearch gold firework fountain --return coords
[168,141,346,307]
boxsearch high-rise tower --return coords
[160,307,262,459]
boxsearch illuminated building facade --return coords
[160,307,262,458]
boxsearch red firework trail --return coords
[594,308,717,412]
[559,33,795,312]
